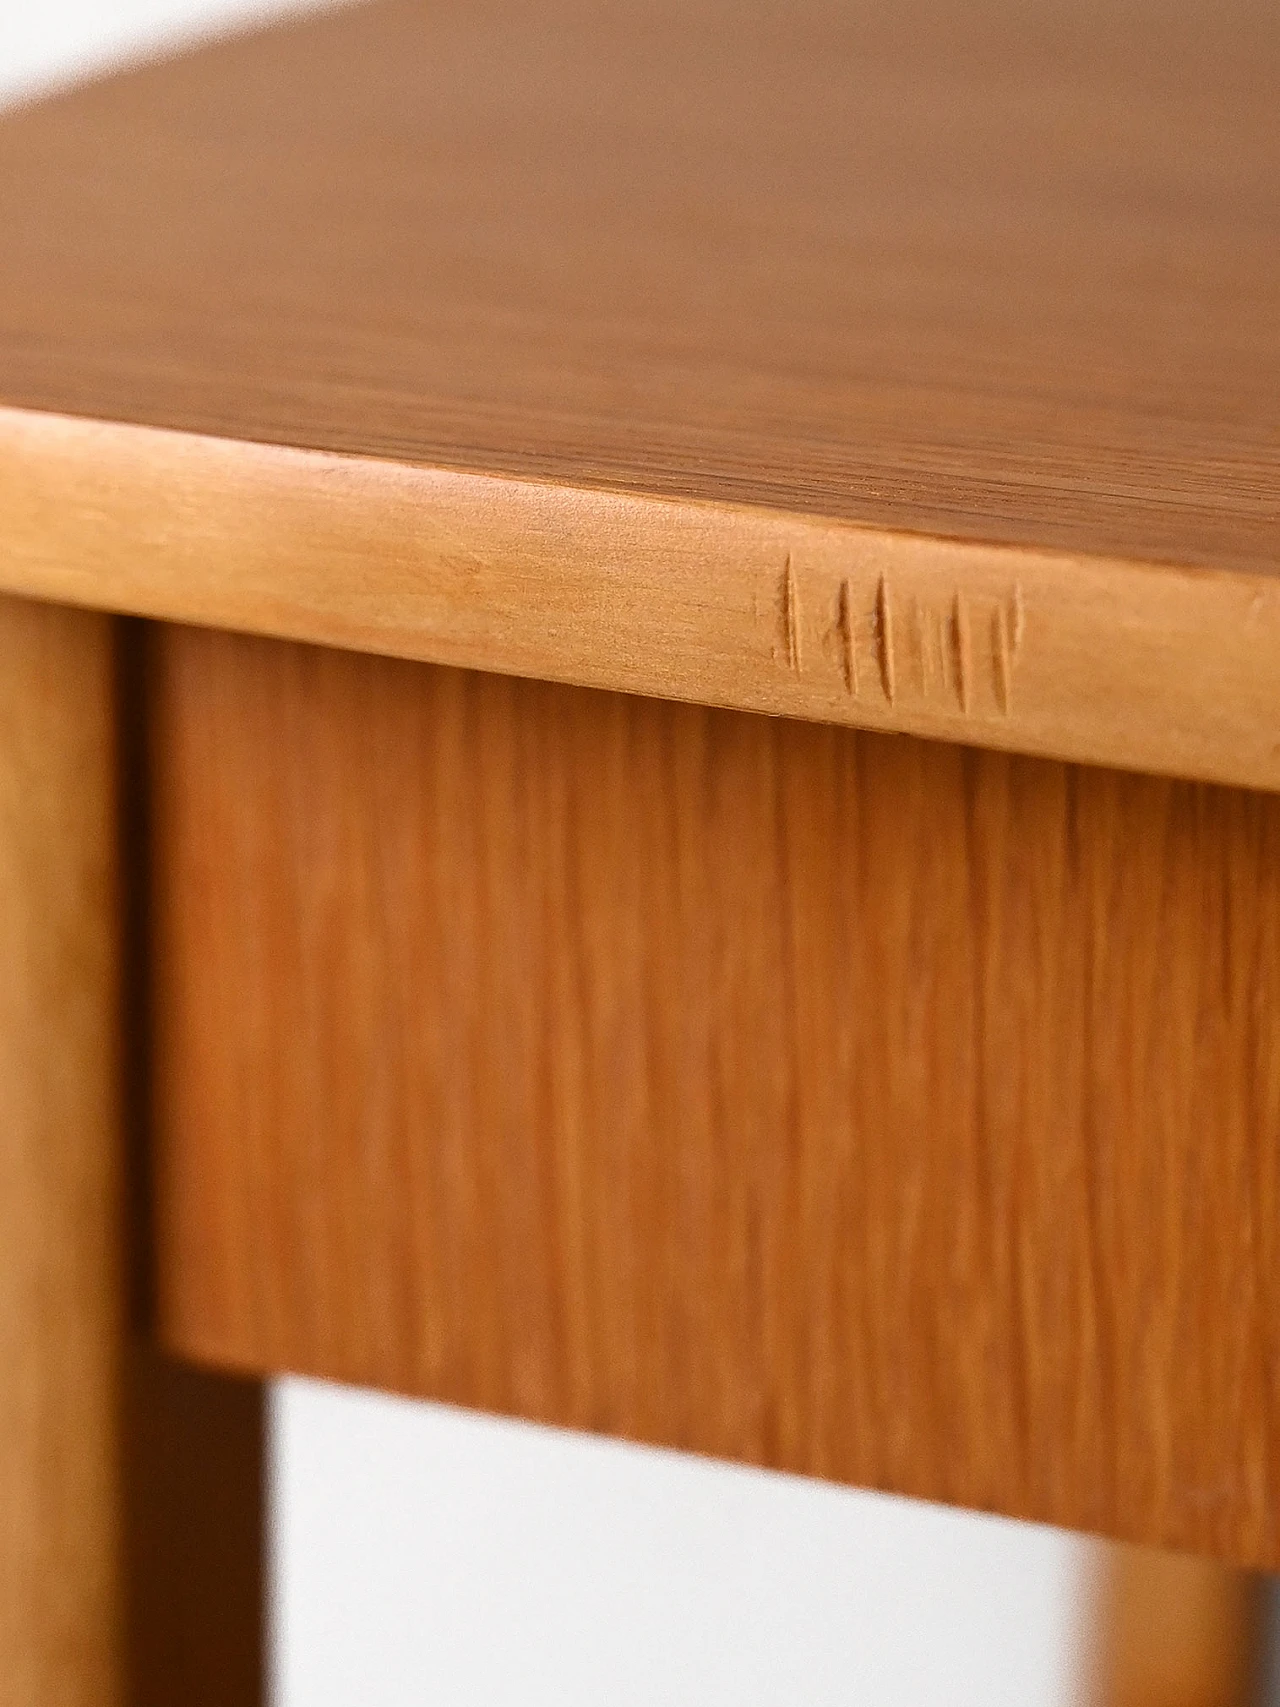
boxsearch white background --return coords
[0,4,1099,1700]
[277,1379,1095,1706]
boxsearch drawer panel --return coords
[150,623,1280,1565]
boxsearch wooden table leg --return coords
[0,595,125,1704]
[0,598,263,1705]
[122,1350,264,1705]
[1095,1546,1264,1707]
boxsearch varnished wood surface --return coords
[0,597,124,1704]
[123,1353,264,1707]
[1095,1547,1262,1707]
[1,0,1275,571]
[0,601,263,1705]
[152,625,1280,1569]
[118,619,266,1707]
[0,0,1278,788]
[6,408,1280,796]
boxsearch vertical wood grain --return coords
[0,594,124,1705]
[0,600,263,1706]
[118,618,266,1707]
[152,625,1280,1567]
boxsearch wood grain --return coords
[0,596,123,1704]
[0,0,1278,788]
[151,625,1280,1569]
[5,408,1280,795]
[0,601,264,1705]
[118,619,266,1707]
[1,0,1275,572]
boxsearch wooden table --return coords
[1,0,1277,1699]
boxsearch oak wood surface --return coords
[123,1353,264,1707]
[119,618,267,1707]
[0,596,125,1705]
[0,0,1278,789]
[0,600,263,1706]
[151,624,1280,1569]
[1095,1547,1262,1707]
[6,407,1280,798]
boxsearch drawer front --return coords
[151,623,1280,1566]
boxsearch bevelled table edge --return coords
[3,401,1278,791]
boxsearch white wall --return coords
[0,4,1100,1700]
[274,1378,1095,1707]
[0,0,338,105]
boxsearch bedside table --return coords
[1,0,1277,1699]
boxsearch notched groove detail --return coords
[763,563,1023,720]
[781,555,802,673]
[992,606,1010,714]
[876,575,896,704]
[933,607,948,698]
[991,586,1025,716]
[952,592,971,714]
[839,578,858,696]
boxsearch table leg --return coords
[0,595,125,1704]
[0,599,262,1705]
[1095,1544,1263,1707]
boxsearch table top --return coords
[1,0,1278,787]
